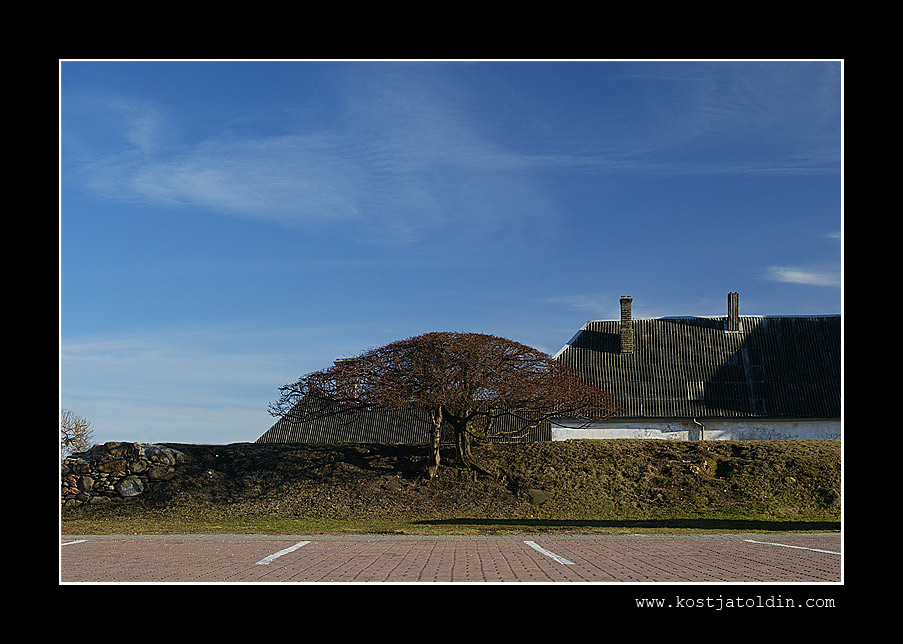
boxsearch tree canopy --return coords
[270,332,618,477]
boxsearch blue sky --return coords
[59,60,843,445]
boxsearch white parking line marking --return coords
[255,541,311,565]
[743,539,840,555]
[524,540,575,565]
[61,540,87,546]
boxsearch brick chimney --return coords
[620,295,634,354]
[726,292,741,332]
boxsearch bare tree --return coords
[269,332,618,478]
[61,409,94,459]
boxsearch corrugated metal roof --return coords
[555,315,840,419]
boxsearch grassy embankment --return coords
[61,439,841,535]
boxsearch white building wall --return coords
[551,419,840,441]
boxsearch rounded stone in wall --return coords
[97,459,129,473]
[147,465,175,480]
[145,445,185,466]
[115,475,145,497]
[104,442,135,459]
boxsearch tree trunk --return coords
[453,421,495,478]
[427,407,443,479]
[455,425,474,468]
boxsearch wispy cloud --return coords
[63,63,840,246]
[765,266,841,287]
[59,324,374,444]
[544,294,616,317]
[60,324,371,395]
[64,71,560,247]
[605,63,838,177]
[551,62,841,177]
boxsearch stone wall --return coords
[61,442,187,506]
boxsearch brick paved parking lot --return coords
[60,533,841,583]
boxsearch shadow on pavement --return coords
[415,518,840,531]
